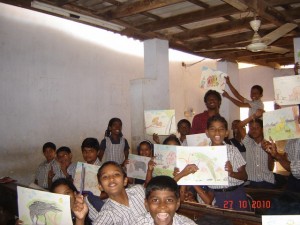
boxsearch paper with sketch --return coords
[126,154,151,180]
[73,162,100,196]
[186,133,210,146]
[176,146,228,185]
[17,186,72,225]
[200,66,226,93]
[262,215,300,225]
[263,106,300,141]
[274,75,300,105]
[153,144,177,177]
[144,110,176,135]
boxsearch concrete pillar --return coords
[130,39,170,152]
[217,60,240,136]
[294,37,300,64]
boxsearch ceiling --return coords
[2,0,300,68]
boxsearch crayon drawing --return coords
[176,146,228,185]
[144,110,176,135]
[73,162,100,196]
[186,133,210,146]
[200,66,226,93]
[263,106,300,141]
[262,215,300,225]
[153,144,177,177]
[126,154,151,180]
[274,75,300,105]
[17,186,72,225]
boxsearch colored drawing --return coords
[73,162,100,196]
[186,133,210,146]
[262,215,300,225]
[176,146,228,185]
[153,144,177,177]
[126,154,151,180]
[274,75,300,105]
[263,106,300,141]
[17,186,72,225]
[200,66,226,93]
[144,110,176,135]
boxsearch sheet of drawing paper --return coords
[262,215,300,225]
[199,66,226,93]
[126,154,151,180]
[73,162,100,196]
[176,146,228,185]
[153,144,177,177]
[186,133,210,146]
[263,106,300,141]
[144,110,176,135]
[274,75,300,105]
[17,186,72,225]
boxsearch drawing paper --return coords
[186,133,210,146]
[144,110,176,135]
[126,154,151,180]
[200,66,227,93]
[274,75,300,105]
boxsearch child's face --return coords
[53,184,75,208]
[98,164,127,196]
[166,140,178,146]
[57,151,72,167]
[145,189,180,225]
[250,88,262,101]
[43,147,56,162]
[109,121,122,136]
[249,122,263,139]
[82,147,98,164]
[139,143,152,157]
[206,121,229,146]
[177,123,190,136]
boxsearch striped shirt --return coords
[35,159,59,189]
[134,212,197,225]
[85,195,104,222]
[101,137,128,164]
[285,138,300,179]
[243,135,274,183]
[243,99,264,117]
[93,184,146,225]
[52,162,77,182]
[208,144,246,189]
[88,158,102,166]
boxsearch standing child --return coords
[93,161,147,225]
[177,119,191,146]
[206,115,248,211]
[98,118,130,165]
[81,138,102,166]
[134,176,196,225]
[34,142,59,189]
[222,76,264,117]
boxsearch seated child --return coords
[222,76,264,117]
[81,137,102,166]
[34,142,59,189]
[93,161,147,225]
[134,175,197,225]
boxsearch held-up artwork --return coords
[126,154,151,180]
[186,133,210,146]
[200,66,227,93]
[274,75,300,105]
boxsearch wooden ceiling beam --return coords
[137,4,238,32]
[267,0,300,6]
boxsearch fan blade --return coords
[195,47,246,52]
[262,23,297,46]
[263,46,290,54]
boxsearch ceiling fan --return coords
[195,19,297,54]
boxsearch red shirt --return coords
[191,111,217,134]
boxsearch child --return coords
[98,118,130,165]
[206,115,248,211]
[93,161,147,225]
[34,142,59,189]
[222,76,264,117]
[50,146,77,186]
[134,176,196,225]
[162,135,181,145]
[81,138,102,166]
[177,119,191,146]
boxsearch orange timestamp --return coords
[223,200,271,209]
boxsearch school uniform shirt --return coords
[134,212,197,225]
[243,135,275,184]
[243,98,264,117]
[285,138,300,179]
[92,184,146,225]
[35,159,60,189]
[88,158,102,166]
[180,139,188,146]
[100,136,130,165]
[85,194,105,222]
[52,162,77,182]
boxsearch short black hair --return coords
[163,134,181,145]
[81,137,100,151]
[145,176,180,199]
[50,178,77,193]
[137,140,153,156]
[97,161,127,184]
[249,118,263,128]
[207,115,228,130]
[204,90,222,104]
[177,119,191,129]
[251,85,263,95]
[42,142,56,152]
[56,146,71,155]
